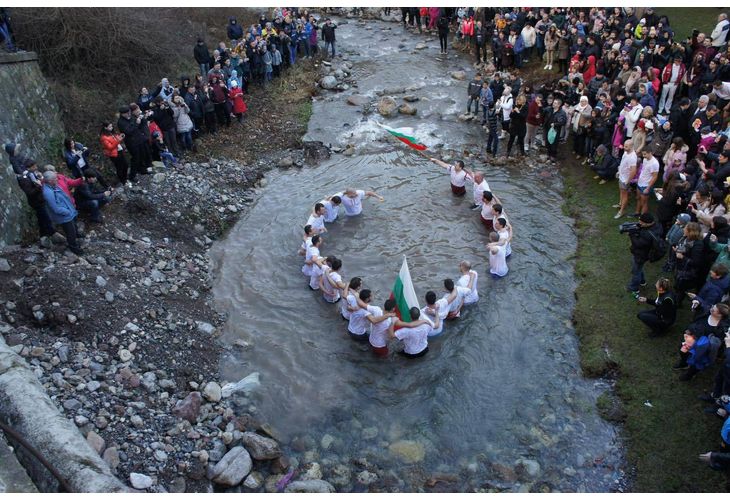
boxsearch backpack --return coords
[647,229,669,262]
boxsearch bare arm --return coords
[430,158,450,169]
[367,312,397,325]
[364,190,384,201]
[393,318,430,328]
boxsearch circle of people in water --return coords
[299,158,513,359]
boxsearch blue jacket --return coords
[696,274,730,313]
[687,335,711,371]
[63,143,89,178]
[722,416,730,445]
[514,35,525,54]
[43,184,77,224]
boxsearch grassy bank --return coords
[561,157,728,491]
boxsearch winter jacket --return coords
[661,61,686,84]
[99,133,124,158]
[185,93,204,120]
[647,291,677,325]
[118,115,149,149]
[194,42,211,64]
[629,222,663,262]
[74,182,106,205]
[17,174,46,209]
[4,143,31,175]
[42,184,77,224]
[687,335,711,371]
[544,31,558,51]
[172,103,194,133]
[56,174,83,206]
[479,87,494,108]
[321,23,336,42]
[695,274,730,313]
[229,87,247,114]
[152,105,175,131]
[63,144,90,178]
[467,79,483,98]
[526,99,543,126]
[227,18,243,40]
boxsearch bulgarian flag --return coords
[390,256,421,323]
[378,123,428,151]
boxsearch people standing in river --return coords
[321,258,346,304]
[487,231,509,278]
[442,278,470,319]
[465,170,491,210]
[306,202,327,234]
[457,261,479,305]
[430,157,468,196]
[340,188,384,216]
[319,194,342,223]
[390,307,436,358]
[347,289,396,341]
[302,234,323,281]
[341,276,362,321]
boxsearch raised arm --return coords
[364,190,385,201]
[430,157,451,169]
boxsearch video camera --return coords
[618,221,641,235]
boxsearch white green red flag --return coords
[378,123,428,151]
[390,256,420,322]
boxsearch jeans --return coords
[177,130,193,150]
[467,96,479,114]
[160,151,177,167]
[637,309,672,334]
[628,256,646,292]
[0,22,15,51]
[199,62,210,78]
[439,33,448,52]
[486,129,499,155]
[77,197,110,222]
[324,40,336,57]
[163,127,179,155]
[290,44,297,65]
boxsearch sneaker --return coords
[613,212,623,219]
[672,360,689,370]
[598,179,607,184]
[593,175,600,179]
[611,204,620,208]
[544,64,549,70]
[548,64,553,70]
[640,281,647,287]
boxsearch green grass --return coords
[656,7,722,40]
[561,156,729,492]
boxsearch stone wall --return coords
[0,52,65,247]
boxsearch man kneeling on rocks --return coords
[74,172,112,223]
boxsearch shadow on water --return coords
[210,16,624,492]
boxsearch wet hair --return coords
[425,291,437,305]
[497,217,507,228]
[311,235,321,246]
[444,279,454,292]
[455,160,465,169]
[483,191,494,202]
[459,260,471,271]
[492,203,503,214]
[384,298,396,312]
[489,232,500,242]
[331,195,341,204]
[409,307,420,320]
[325,255,335,266]
[711,263,728,277]
[349,277,362,290]
[331,258,342,271]
[314,202,324,212]
[359,289,372,302]
[304,224,313,235]
[655,278,671,291]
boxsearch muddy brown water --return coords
[211,17,624,492]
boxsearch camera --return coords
[619,221,641,234]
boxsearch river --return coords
[211,16,624,492]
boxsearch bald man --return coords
[340,187,384,216]
[465,170,491,210]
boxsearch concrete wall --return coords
[0,52,65,247]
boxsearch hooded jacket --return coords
[227,18,244,40]
[4,143,29,175]
[42,184,77,224]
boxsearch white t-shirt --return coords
[457,271,479,305]
[342,190,365,216]
[497,228,512,257]
[302,245,320,277]
[421,298,448,336]
[471,179,491,206]
[501,95,514,121]
[306,213,326,234]
[395,321,432,354]
[618,151,638,184]
[368,305,392,348]
[341,291,358,320]
[481,199,495,220]
[490,244,508,277]
[637,157,659,187]
[447,165,467,187]
[444,286,470,317]
[310,259,324,290]
[321,269,343,303]
[300,236,312,255]
[348,304,377,336]
[322,199,340,223]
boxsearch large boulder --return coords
[242,432,282,460]
[346,95,369,106]
[320,76,338,90]
[451,70,467,80]
[377,96,398,117]
[209,446,252,487]
[398,104,417,116]
[172,391,202,423]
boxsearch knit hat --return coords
[676,213,691,225]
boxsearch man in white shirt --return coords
[615,139,638,219]
[341,187,384,216]
[658,55,685,115]
[306,202,327,234]
[391,307,434,358]
[320,257,345,303]
[636,149,659,215]
[320,195,342,223]
[298,224,314,257]
[456,261,479,305]
[494,217,513,258]
[442,278,470,319]
[465,170,491,210]
[487,231,509,278]
[302,234,323,279]
[347,289,395,341]
[710,13,729,48]
[421,291,451,336]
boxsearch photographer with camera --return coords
[625,212,663,295]
[674,222,706,304]
[636,277,677,337]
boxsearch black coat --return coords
[17,174,45,208]
[152,105,175,131]
[118,116,149,149]
[321,24,336,42]
[74,182,105,204]
[630,222,662,262]
[194,42,211,64]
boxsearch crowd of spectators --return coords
[434,5,730,473]
[5,7,334,256]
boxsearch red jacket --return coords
[661,62,686,84]
[100,133,124,158]
[526,99,543,126]
[57,174,83,207]
[462,18,474,36]
[229,87,247,114]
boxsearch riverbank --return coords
[560,158,728,492]
[0,59,322,492]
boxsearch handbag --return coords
[547,125,557,145]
